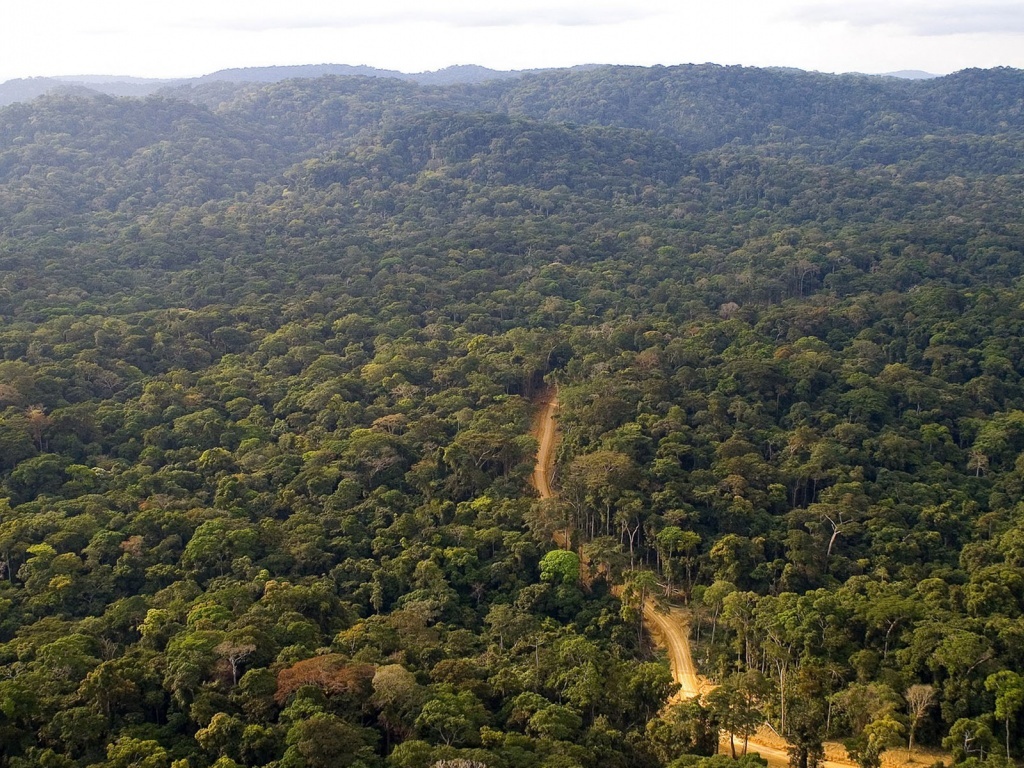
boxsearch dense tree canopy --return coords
[1,63,1024,768]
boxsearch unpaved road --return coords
[530,388,559,500]
[643,602,703,699]
[528,391,856,768]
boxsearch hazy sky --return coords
[3,0,1023,81]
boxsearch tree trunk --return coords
[777,661,787,734]
[1006,717,1011,762]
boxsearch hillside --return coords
[0,64,532,108]
[0,65,1023,768]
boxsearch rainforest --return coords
[1,63,1024,768]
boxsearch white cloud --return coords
[1,0,1022,83]
[189,7,662,32]
[177,1,671,32]
[792,1,1024,36]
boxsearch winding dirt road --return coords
[529,390,799,765]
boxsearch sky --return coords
[2,0,1023,82]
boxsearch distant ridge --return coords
[0,78,72,106]
[196,63,406,83]
[51,75,188,98]
[0,63,533,106]
[0,63,979,108]
[879,69,941,79]
[196,63,529,85]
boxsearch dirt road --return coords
[643,602,703,699]
[530,388,559,500]
[527,390,938,768]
